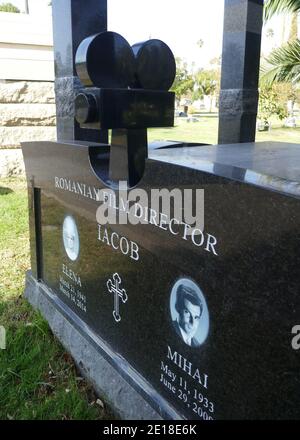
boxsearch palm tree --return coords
[261,39,300,83]
[261,0,300,84]
[264,0,300,21]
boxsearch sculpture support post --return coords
[52,0,108,143]
[218,0,263,144]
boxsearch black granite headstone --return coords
[22,0,300,421]
[22,140,300,419]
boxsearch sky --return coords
[8,0,290,69]
[107,0,225,69]
[10,0,224,68]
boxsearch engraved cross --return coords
[106,273,128,322]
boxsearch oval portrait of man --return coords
[62,215,80,261]
[170,278,209,347]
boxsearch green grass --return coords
[0,179,114,420]
[148,115,300,145]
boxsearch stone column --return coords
[52,0,108,143]
[218,0,263,144]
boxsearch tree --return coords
[197,39,204,49]
[193,69,220,112]
[171,58,194,106]
[261,39,300,84]
[264,0,300,21]
[273,81,299,113]
[261,0,300,84]
[209,56,221,68]
[258,83,288,127]
[0,2,20,12]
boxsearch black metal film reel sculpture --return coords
[74,31,176,187]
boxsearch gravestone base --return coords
[24,271,162,421]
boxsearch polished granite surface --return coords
[150,142,300,196]
[22,139,300,419]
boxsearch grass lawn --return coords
[0,178,114,420]
[148,114,300,145]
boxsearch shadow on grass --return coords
[0,187,13,196]
[0,295,116,420]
